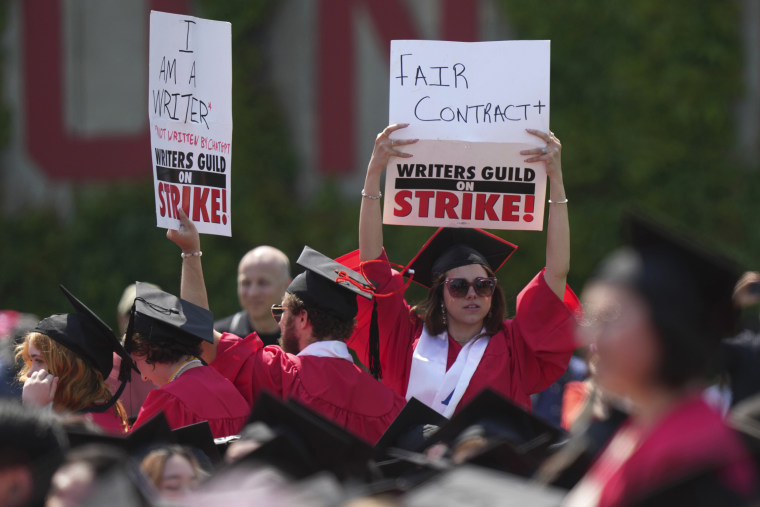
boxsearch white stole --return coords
[406,326,490,418]
[297,340,354,362]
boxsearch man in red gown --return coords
[168,210,406,444]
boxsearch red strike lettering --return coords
[157,183,228,225]
[394,190,413,217]
[158,182,167,217]
[192,187,210,222]
[210,188,222,224]
[501,195,520,222]
[392,190,531,223]
[434,191,459,219]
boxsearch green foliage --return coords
[499,0,757,283]
[1,0,758,329]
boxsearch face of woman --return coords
[158,454,198,499]
[47,462,95,507]
[578,282,662,398]
[27,342,48,375]
[443,264,493,328]
[130,354,160,386]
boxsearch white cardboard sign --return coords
[385,40,550,231]
[149,11,232,236]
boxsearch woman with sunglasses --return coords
[351,124,580,417]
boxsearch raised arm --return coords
[166,208,222,361]
[359,124,417,261]
[521,129,569,300]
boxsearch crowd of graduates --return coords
[3,127,760,506]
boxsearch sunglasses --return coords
[271,304,284,323]
[444,277,498,298]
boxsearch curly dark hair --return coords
[283,293,356,341]
[124,331,201,365]
[412,265,507,336]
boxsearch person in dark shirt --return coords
[214,246,291,346]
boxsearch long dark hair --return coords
[411,265,506,336]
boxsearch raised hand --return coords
[22,369,58,408]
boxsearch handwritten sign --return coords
[149,11,232,236]
[384,40,550,231]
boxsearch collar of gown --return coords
[297,340,353,362]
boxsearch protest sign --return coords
[149,11,232,236]
[385,40,550,231]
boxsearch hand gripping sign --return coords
[149,11,232,236]
[385,40,550,231]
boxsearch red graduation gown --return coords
[131,366,249,438]
[211,334,406,444]
[345,249,581,414]
[572,395,756,506]
[85,408,127,435]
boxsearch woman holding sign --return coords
[348,124,580,417]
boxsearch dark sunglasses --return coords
[444,277,498,298]
[271,304,284,323]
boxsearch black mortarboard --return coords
[370,398,449,491]
[34,288,123,380]
[59,285,138,379]
[375,397,448,454]
[403,228,517,288]
[34,314,113,377]
[246,391,373,481]
[402,464,566,506]
[592,211,740,343]
[224,432,315,480]
[429,389,566,464]
[463,439,543,478]
[172,421,222,466]
[33,285,138,413]
[286,246,374,321]
[126,282,214,348]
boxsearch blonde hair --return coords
[15,333,128,432]
[140,445,204,489]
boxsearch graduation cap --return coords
[245,391,374,481]
[368,399,450,492]
[287,246,374,320]
[403,228,517,288]
[462,439,544,478]
[375,397,448,454]
[125,282,214,350]
[172,421,222,466]
[222,431,316,480]
[429,390,566,467]
[33,285,138,414]
[287,246,384,377]
[592,211,741,343]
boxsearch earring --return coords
[441,302,447,326]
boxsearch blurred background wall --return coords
[1,0,758,330]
